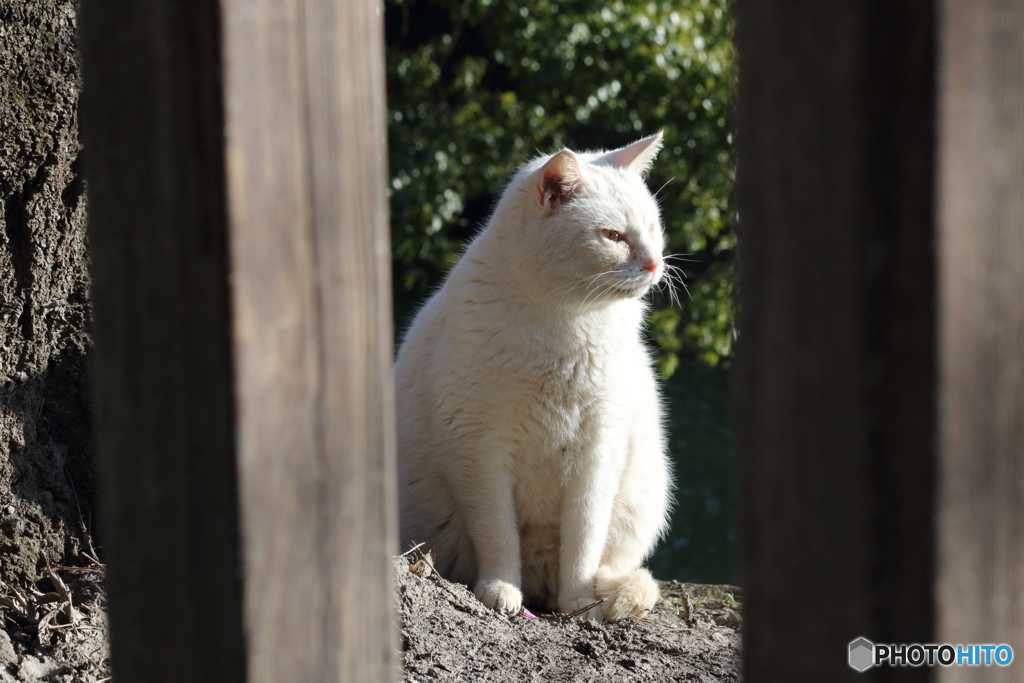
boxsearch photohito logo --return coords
[849,638,875,672]
[849,637,1014,671]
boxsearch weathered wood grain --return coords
[221,0,398,679]
[734,0,937,680]
[937,2,1024,680]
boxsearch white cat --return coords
[395,133,672,622]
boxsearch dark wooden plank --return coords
[79,0,246,680]
[221,0,398,680]
[937,2,1024,680]
[734,0,937,680]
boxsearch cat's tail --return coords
[594,566,660,622]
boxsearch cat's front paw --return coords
[594,567,659,623]
[474,578,524,615]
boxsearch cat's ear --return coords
[596,131,664,176]
[537,150,582,212]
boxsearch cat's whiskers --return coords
[653,176,676,200]
[661,264,683,291]
[668,278,683,308]
[662,264,691,302]
[662,252,699,264]
[529,269,621,306]
[556,270,620,307]
[571,275,617,321]
[580,280,623,319]
[652,275,680,309]
[659,269,682,308]
[650,270,673,304]
[661,254,697,302]
[581,270,659,317]
[568,271,644,322]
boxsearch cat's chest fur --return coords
[487,324,629,521]
[445,302,636,449]
[442,303,639,508]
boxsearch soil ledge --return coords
[396,555,742,682]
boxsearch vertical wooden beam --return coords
[221,0,397,679]
[734,1,937,680]
[81,0,397,679]
[80,0,245,679]
[937,2,1024,679]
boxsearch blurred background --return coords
[384,0,737,584]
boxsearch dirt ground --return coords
[397,553,742,682]
[0,556,741,682]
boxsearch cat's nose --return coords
[642,257,661,273]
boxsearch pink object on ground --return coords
[521,608,537,620]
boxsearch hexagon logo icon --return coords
[849,637,875,672]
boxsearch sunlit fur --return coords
[396,133,672,622]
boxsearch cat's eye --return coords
[603,230,626,243]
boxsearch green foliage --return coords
[386,0,736,372]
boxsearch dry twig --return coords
[568,598,607,618]
[399,542,425,558]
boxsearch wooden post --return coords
[937,1,1024,679]
[222,0,397,680]
[734,0,937,680]
[80,0,396,679]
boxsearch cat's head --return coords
[510,133,666,304]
